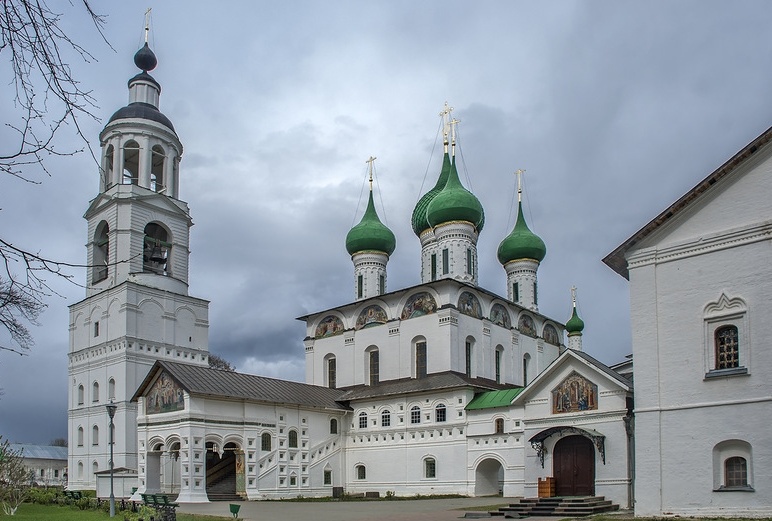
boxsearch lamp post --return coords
[106,402,117,518]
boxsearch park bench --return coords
[141,493,178,521]
[63,490,83,502]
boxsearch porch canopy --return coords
[529,426,606,467]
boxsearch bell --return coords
[149,243,166,264]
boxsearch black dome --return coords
[134,42,157,71]
[107,102,176,133]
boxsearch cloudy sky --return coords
[2,1,772,444]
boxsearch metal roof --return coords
[338,371,507,401]
[9,444,68,461]
[465,387,524,410]
[133,361,350,411]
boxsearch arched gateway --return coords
[475,458,504,496]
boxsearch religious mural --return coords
[552,371,598,414]
[355,305,388,330]
[315,315,344,338]
[543,324,560,346]
[489,303,511,329]
[146,370,185,414]
[457,292,482,318]
[400,292,437,320]
[518,314,537,337]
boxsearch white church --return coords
[67,38,770,517]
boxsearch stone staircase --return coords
[206,473,241,502]
[495,496,619,518]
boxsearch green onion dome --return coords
[411,152,451,236]
[497,202,546,264]
[425,157,485,231]
[345,191,396,256]
[565,306,585,334]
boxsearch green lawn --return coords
[1,503,230,521]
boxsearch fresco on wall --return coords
[489,303,511,329]
[457,292,482,318]
[552,371,598,413]
[315,315,344,338]
[400,292,437,320]
[146,371,185,414]
[543,324,560,345]
[355,305,388,330]
[518,314,537,337]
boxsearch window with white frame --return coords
[359,412,368,429]
[713,439,753,491]
[356,465,366,480]
[704,294,749,378]
[435,404,446,422]
[410,406,421,424]
[381,409,391,427]
[424,457,436,478]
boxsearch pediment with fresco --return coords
[355,305,388,330]
[315,315,344,338]
[146,370,185,415]
[551,371,598,414]
[458,292,482,318]
[400,292,437,320]
[489,303,511,328]
[542,323,560,345]
[518,314,537,337]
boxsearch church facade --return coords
[72,39,636,508]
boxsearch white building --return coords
[11,444,68,487]
[605,126,772,517]
[71,39,633,509]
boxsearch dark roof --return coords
[337,371,508,401]
[108,102,176,133]
[603,125,772,279]
[133,361,349,411]
[567,349,632,388]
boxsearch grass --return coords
[0,503,231,520]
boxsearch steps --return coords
[497,496,619,518]
[206,473,241,502]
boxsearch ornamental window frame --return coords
[358,412,368,429]
[410,406,421,424]
[703,294,749,379]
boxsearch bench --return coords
[63,490,83,501]
[141,493,178,521]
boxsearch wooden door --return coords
[553,435,595,496]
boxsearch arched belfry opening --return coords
[122,140,140,185]
[103,144,115,190]
[93,221,109,283]
[143,222,170,275]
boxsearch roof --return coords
[132,361,349,411]
[338,371,508,401]
[603,125,772,279]
[108,102,176,133]
[9,444,68,461]
[465,387,524,410]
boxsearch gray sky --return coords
[2,1,772,444]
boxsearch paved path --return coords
[177,497,519,521]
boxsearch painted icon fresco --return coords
[457,292,482,318]
[543,323,560,346]
[552,371,598,413]
[315,315,344,338]
[355,305,388,330]
[400,292,437,320]
[146,370,185,414]
[518,314,537,337]
[489,303,511,329]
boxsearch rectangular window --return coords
[513,282,519,303]
[323,470,332,485]
[466,248,473,275]
[442,249,449,275]
[381,410,391,427]
[431,254,437,281]
[533,282,538,305]
[495,350,501,383]
[327,358,336,389]
[465,341,472,377]
[715,326,739,369]
[379,274,385,295]
[357,275,363,298]
[425,458,436,478]
[369,351,379,386]
[54,469,59,478]
[416,342,427,378]
[94,321,99,337]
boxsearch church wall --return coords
[466,408,526,496]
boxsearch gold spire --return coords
[365,156,376,191]
[144,8,152,43]
[450,118,460,157]
[439,101,453,152]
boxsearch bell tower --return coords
[67,31,210,491]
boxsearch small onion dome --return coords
[134,42,158,71]
[565,307,585,334]
[411,152,451,236]
[426,157,484,231]
[497,202,546,264]
[345,191,396,256]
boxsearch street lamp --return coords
[106,402,117,518]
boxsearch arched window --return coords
[150,145,165,192]
[326,356,337,389]
[122,140,140,185]
[410,406,421,424]
[725,457,748,487]
[77,385,84,405]
[108,378,116,400]
[323,468,332,485]
[715,325,739,369]
[495,347,503,383]
[93,221,109,283]
[92,382,100,403]
[356,465,366,480]
[523,354,531,386]
[77,427,84,447]
[368,349,379,386]
[329,419,338,434]
[415,341,427,379]
[495,418,505,434]
[92,461,98,474]
[143,222,170,275]
[381,409,391,427]
[358,412,368,429]
[77,462,83,478]
[103,144,114,187]
[435,404,446,423]
[424,458,436,478]
[92,425,99,446]
[465,340,473,377]
[261,433,271,451]
[288,430,298,448]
